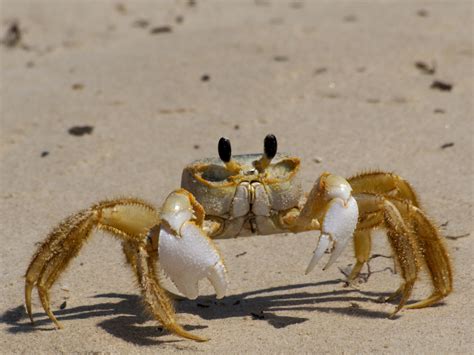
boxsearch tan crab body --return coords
[24,135,453,342]
[181,153,302,238]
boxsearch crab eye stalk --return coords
[218,137,241,174]
[256,134,278,172]
[218,137,232,163]
[264,134,277,160]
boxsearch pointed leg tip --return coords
[388,308,402,318]
[25,305,34,324]
[180,331,208,342]
[51,318,64,329]
[192,335,209,342]
[169,324,208,342]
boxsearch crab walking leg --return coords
[25,198,159,327]
[158,190,228,300]
[393,201,453,309]
[349,192,453,310]
[122,241,138,273]
[345,172,420,280]
[298,173,359,274]
[348,171,419,207]
[37,219,96,328]
[348,229,372,281]
[122,239,186,301]
[25,210,95,326]
[383,200,421,315]
[135,245,206,342]
[346,193,385,281]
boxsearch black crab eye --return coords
[264,134,277,159]
[218,137,232,163]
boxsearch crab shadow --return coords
[2,279,435,346]
[1,279,442,346]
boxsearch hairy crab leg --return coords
[135,245,206,342]
[122,240,186,300]
[349,189,453,311]
[25,198,159,328]
[25,210,96,325]
[345,193,384,281]
[383,200,420,315]
[346,171,419,282]
[391,199,453,309]
[348,171,420,207]
[347,229,372,281]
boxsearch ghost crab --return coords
[25,134,453,341]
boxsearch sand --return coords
[1,0,472,353]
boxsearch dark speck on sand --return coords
[68,125,94,136]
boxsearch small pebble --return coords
[115,3,127,15]
[431,80,453,91]
[68,125,94,136]
[150,26,172,34]
[273,56,289,62]
[314,67,327,75]
[440,142,454,149]
[415,61,436,75]
[2,22,21,47]
[72,83,84,90]
[343,15,357,22]
[417,9,429,17]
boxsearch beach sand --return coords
[1,0,472,353]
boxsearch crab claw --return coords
[305,233,331,274]
[305,175,359,274]
[158,190,228,300]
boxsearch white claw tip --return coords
[305,234,331,275]
[208,262,227,299]
[159,221,228,300]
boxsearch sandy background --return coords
[1,0,472,353]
